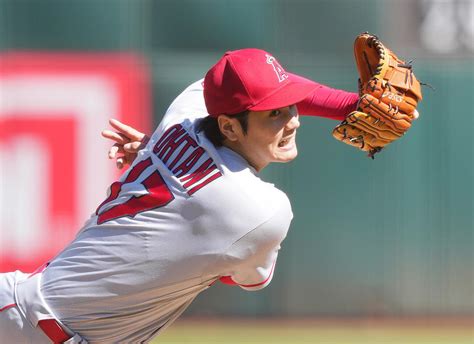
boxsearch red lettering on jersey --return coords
[173,147,205,178]
[180,158,212,185]
[180,158,222,193]
[153,124,223,196]
[187,171,222,196]
[168,135,198,170]
[153,124,183,154]
[157,130,187,164]
[153,124,186,159]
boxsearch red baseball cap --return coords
[204,48,318,116]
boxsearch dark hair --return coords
[197,110,249,147]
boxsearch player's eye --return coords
[270,109,281,117]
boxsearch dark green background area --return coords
[0,0,472,316]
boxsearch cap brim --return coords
[248,73,318,112]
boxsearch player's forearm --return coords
[296,84,359,121]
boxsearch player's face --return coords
[239,105,300,171]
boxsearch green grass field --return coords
[155,318,474,344]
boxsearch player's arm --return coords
[219,199,292,291]
[219,231,280,291]
[290,73,359,121]
[297,85,359,121]
[219,253,278,291]
[101,118,149,169]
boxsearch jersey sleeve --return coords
[218,197,293,291]
[290,74,359,121]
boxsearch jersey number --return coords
[96,158,174,224]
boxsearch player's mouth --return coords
[278,135,295,149]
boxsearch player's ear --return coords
[217,115,242,142]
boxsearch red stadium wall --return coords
[0,53,152,272]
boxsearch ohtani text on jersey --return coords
[153,124,222,196]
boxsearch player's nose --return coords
[286,112,300,130]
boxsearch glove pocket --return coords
[363,79,419,116]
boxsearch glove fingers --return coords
[354,33,389,85]
[332,118,389,152]
[345,111,401,142]
[333,124,372,152]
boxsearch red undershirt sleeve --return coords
[291,74,359,121]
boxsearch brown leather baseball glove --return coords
[333,32,423,158]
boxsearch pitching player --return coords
[0,48,358,343]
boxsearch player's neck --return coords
[222,141,267,172]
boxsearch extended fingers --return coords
[109,118,146,141]
[103,119,147,170]
[102,130,130,145]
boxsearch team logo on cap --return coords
[266,54,288,83]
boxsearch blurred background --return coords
[0,0,472,342]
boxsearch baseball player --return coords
[0,48,359,343]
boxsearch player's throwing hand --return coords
[101,118,149,169]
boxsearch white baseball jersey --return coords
[2,80,293,343]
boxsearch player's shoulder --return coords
[167,79,205,111]
[156,79,207,132]
[215,146,292,213]
[193,165,292,241]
